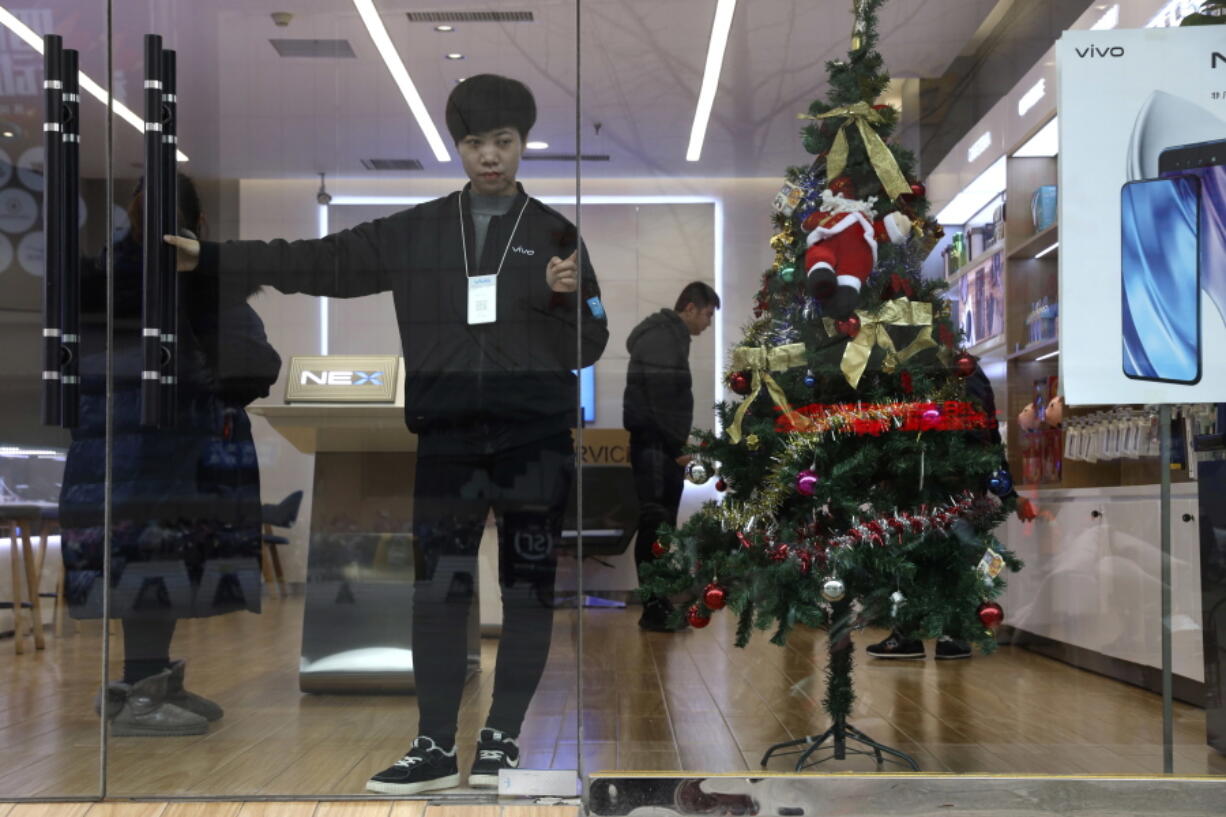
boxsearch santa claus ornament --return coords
[802,189,912,320]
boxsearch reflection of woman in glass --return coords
[58,175,281,736]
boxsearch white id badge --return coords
[468,274,497,324]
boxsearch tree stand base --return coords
[761,715,920,771]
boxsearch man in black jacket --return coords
[167,75,608,794]
[623,282,719,631]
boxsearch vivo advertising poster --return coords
[1059,26,1226,405]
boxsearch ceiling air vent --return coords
[270,39,356,58]
[406,11,535,23]
[361,158,425,171]
[522,154,611,162]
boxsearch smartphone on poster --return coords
[1120,174,1202,385]
[1159,138,1226,331]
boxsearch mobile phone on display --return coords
[1120,174,1202,385]
[1159,138,1226,330]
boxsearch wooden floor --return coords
[1,594,1224,800]
[0,804,574,817]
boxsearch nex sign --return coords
[299,370,385,386]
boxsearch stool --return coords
[1,503,57,654]
[261,490,303,598]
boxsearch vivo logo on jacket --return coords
[511,245,535,256]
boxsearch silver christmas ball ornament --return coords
[821,577,846,602]
[686,460,711,485]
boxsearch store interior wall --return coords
[917,0,1094,172]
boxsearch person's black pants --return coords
[629,432,685,572]
[411,430,574,748]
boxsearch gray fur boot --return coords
[107,668,209,737]
[165,660,224,721]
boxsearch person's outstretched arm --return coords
[165,212,401,299]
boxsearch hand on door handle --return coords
[163,234,200,272]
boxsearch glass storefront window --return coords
[2,0,1225,812]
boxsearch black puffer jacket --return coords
[623,309,693,458]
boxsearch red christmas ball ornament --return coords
[835,314,861,339]
[715,479,728,492]
[795,469,821,496]
[687,605,711,628]
[729,371,752,396]
[907,181,926,201]
[703,584,727,610]
[827,176,856,199]
[954,352,977,378]
[651,540,668,558]
[978,601,1004,628]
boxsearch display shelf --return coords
[1007,223,1059,260]
[946,240,1004,282]
[968,333,1005,359]
[1007,338,1059,362]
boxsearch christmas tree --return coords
[640,0,1022,769]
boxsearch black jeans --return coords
[411,428,574,746]
[629,431,685,572]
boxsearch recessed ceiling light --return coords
[455,77,466,84]
[1,130,13,138]
[435,25,454,32]
[525,141,549,150]
[446,52,464,60]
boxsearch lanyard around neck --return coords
[459,191,531,279]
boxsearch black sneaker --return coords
[638,599,688,632]
[366,736,460,795]
[935,636,972,660]
[865,632,925,659]
[469,727,520,788]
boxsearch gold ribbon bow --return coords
[728,342,807,444]
[822,298,936,389]
[799,102,911,201]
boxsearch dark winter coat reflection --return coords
[57,175,280,736]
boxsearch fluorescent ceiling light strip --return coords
[686,0,737,162]
[0,7,189,162]
[1034,241,1059,259]
[1035,349,1060,361]
[318,204,330,356]
[352,0,451,163]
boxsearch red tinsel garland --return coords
[775,400,992,435]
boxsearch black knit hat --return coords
[445,74,536,143]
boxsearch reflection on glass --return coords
[59,174,279,736]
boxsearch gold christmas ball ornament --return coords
[745,434,761,451]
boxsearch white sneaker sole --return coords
[468,772,499,788]
[366,772,461,795]
[865,651,925,660]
